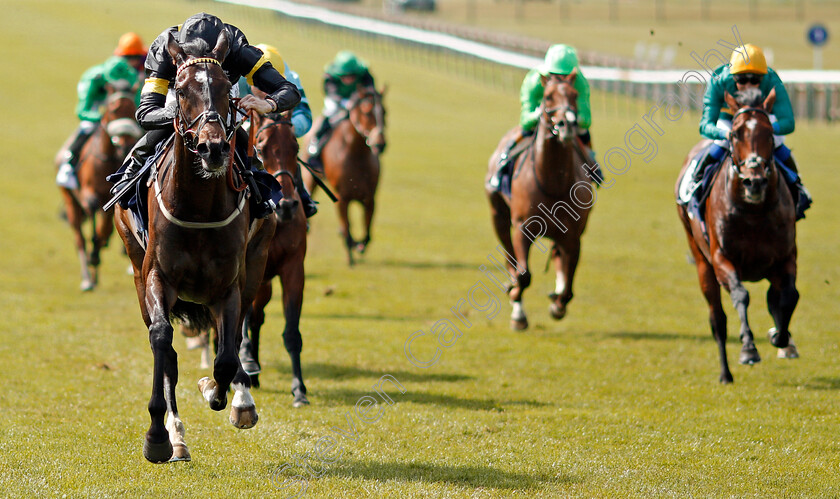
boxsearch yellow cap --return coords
[730,44,767,74]
[255,43,284,77]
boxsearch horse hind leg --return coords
[693,247,733,383]
[66,199,94,291]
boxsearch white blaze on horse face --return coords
[745,118,757,131]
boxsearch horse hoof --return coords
[230,405,259,429]
[719,374,734,384]
[549,302,566,320]
[80,280,95,292]
[510,318,528,331]
[249,374,260,389]
[240,359,261,375]
[777,342,799,359]
[768,327,790,348]
[739,345,761,365]
[198,377,226,410]
[292,390,310,408]
[143,438,173,464]
[169,443,191,462]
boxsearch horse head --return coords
[167,30,233,176]
[103,81,143,159]
[348,84,386,156]
[253,111,299,222]
[540,71,579,145]
[724,87,777,205]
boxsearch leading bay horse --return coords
[303,85,386,266]
[676,88,798,384]
[238,109,309,407]
[57,84,142,290]
[485,73,595,330]
[114,31,276,463]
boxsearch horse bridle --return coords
[541,104,578,137]
[347,90,385,148]
[173,58,241,155]
[728,106,775,180]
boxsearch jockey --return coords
[693,43,811,220]
[108,13,301,219]
[489,44,602,192]
[237,43,318,217]
[114,32,148,76]
[56,55,139,190]
[306,50,377,170]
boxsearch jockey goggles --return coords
[733,73,763,85]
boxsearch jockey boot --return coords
[56,122,97,189]
[780,155,812,221]
[490,131,524,191]
[692,144,726,185]
[295,168,318,218]
[306,117,332,173]
[108,129,171,204]
[578,130,604,186]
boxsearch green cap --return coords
[103,56,137,86]
[539,44,578,76]
[326,51,367,77]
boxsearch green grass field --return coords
[362,0,840,69]
[2,0,839,497]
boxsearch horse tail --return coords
[171,300,214,332]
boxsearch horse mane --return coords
[181,38,212,58]
[734,87,764,108]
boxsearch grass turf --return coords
[1,0,839,496]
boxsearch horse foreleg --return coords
[64,193,93,291]
[713,252,759,366]
[768,259,799,358]
[509,224,533,331]
[143,269,176,463]
[242,281,272,386]
[280,259,308,407]
[337,198,355,266]
[163,348,190,462]
[549,241,580,320]
[357,197,375,254]
[90,209,115,288]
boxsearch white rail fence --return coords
[218,0,840,121]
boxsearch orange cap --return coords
[114,32,147,57]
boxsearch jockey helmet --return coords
[179,13,226,49]
[327,51,367,77]
[730,44,767,74]
[103,56,138,86]
[255,44,285,77]
[539,44,578,76]
[114,32,146,57]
